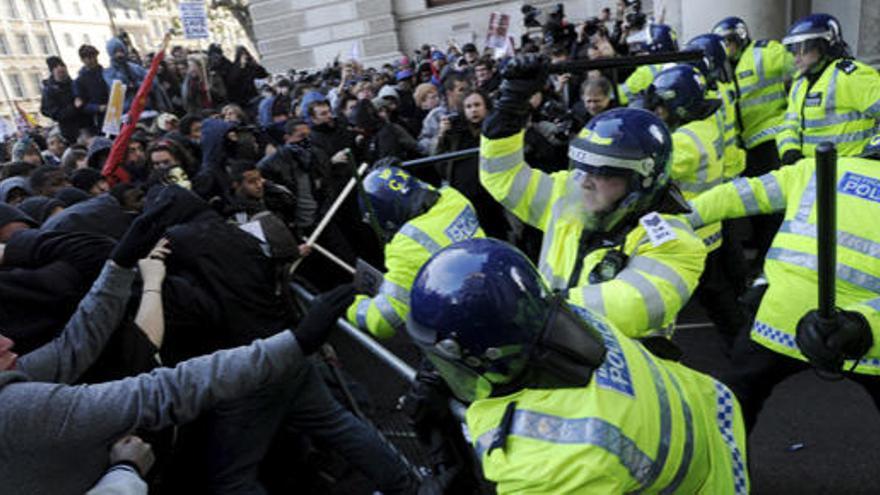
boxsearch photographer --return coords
[436,90,509,239]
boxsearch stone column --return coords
[676,0,788,43]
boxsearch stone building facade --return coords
[250,0,880,73]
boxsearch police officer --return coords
[685,33,746,179]
[618,23,679,105]
[776,14,880,163]
[713,16,794,272]
[685,138,880,431]
[347,158,484,339]
[480,56,706,340]
[643,64,746,347]
[406,237,749,493]
[713,16,793,173]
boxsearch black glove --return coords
[796,309,873,373]
[781,149,805,166]
[292,284,356,354]
[483,54,548,139]
[110,193,174,268]
[402,367,453,438]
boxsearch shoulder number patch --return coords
[839,172,880,203]
[444,205,480,242]
[837,60,857,75]
[640,212,678,247]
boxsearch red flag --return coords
[102,38,169,185]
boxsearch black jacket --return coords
[41,193,135,240]
[40,77,92,143]
[74,65,109,127]
[0,229,115,353]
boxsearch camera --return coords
[581,17,607,39]
[540,100,580,142]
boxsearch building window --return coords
[24,0,40,19]
[72,1,81,15]
[426,0,469,6]
[30,73,41,94]
[16,33,30,54]
[0,36,9,55]
[52,0,61,13]
[37,34,50,54]
[82,33,91,45]
[3,0,20,18]
[63,32,73,47]
[9,74,25,98]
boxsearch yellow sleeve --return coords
[686,160,803,228]
[345,236,422,339]
[479,130,568,232]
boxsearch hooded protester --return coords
[103,37,169,113]
[145,185,413,493]
[0,177,32,205]
[41,56,92,143]
[41,191,136,240]
[0,204,116,353]
[17,196,65,225]
[227,46,269,106]
[206,43,233,105]
[86,136,113,170]
[12,135,44,166]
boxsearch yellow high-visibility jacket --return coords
[480,130,706,338]
[687,156,880,374]
[777,58,880,158]
[468,305,748,494]
[346,187,484,339]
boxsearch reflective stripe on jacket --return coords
[346,187,484,338]
[467,305,749,494]
[687,157,880,374]
[480,131,706,338]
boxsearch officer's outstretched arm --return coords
[568,217,707,338]
[479,130,568,232]
[346,236,420,340]
[686,162,801,229]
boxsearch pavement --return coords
[326,300,880,494]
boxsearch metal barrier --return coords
[401,147,479,169]
[291,282,468,421]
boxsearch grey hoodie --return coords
[0,262,306,494]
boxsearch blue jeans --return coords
[196,358,413,494]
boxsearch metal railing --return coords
[291,282,468,421]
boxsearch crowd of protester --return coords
[0,2,695,493]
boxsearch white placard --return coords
[180,2,210,40]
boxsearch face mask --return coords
[165,166,191,190]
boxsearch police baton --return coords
[816,142,837,320]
